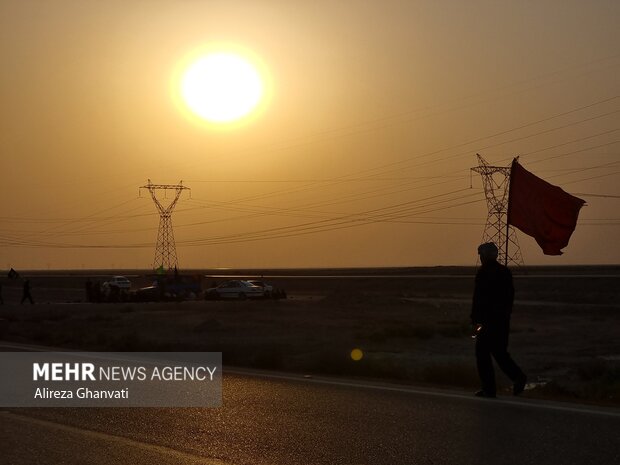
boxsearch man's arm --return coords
[471,274,483,324]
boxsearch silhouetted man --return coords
[471,242,526,398]
[21,280,34,305]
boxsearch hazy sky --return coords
[1,0,619,269]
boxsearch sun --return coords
[180,52,264,124]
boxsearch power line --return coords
[4,92,618,253]
[0,193,484,249]
[574,193,620,199]
[562,170,620,186]
[181,97,619,210]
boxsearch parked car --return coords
[246,280,287,299]
[247,280,274,297]
[100,276,131,302]
[204,280,265,300]
[105,276,131,290]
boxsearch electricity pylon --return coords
[140,180,190,271]
[471,154,523,266]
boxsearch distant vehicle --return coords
[105,276,131,290]
[204,280,265,300]
[247,280,274,297]
[131,274,202,302]
[247,280,287,300]
[100,276,131,302]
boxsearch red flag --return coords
[508,159,585,255]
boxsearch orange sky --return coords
[1,0,619,269]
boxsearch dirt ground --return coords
[1,266,619,405]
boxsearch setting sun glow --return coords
[180,52,264,124]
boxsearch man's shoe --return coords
[513,375,527,396]
[475,390,496,398]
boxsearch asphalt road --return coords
[2,369,619,465]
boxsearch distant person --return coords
[471,242,526,398]
[21,280,34,305]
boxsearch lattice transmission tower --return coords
[471,154,523,266]
[140,180,190,271]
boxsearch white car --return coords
[106,276,131,290]
[205,280,265,300]
[247,280,274,297]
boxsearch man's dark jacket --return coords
[471,260,514,326]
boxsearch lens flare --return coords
[350,348,364,361]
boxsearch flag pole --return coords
[505,158,517,266]
[505,220,510,266]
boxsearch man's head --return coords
[478,242,498,264]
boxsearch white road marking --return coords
[225,368,620,419]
